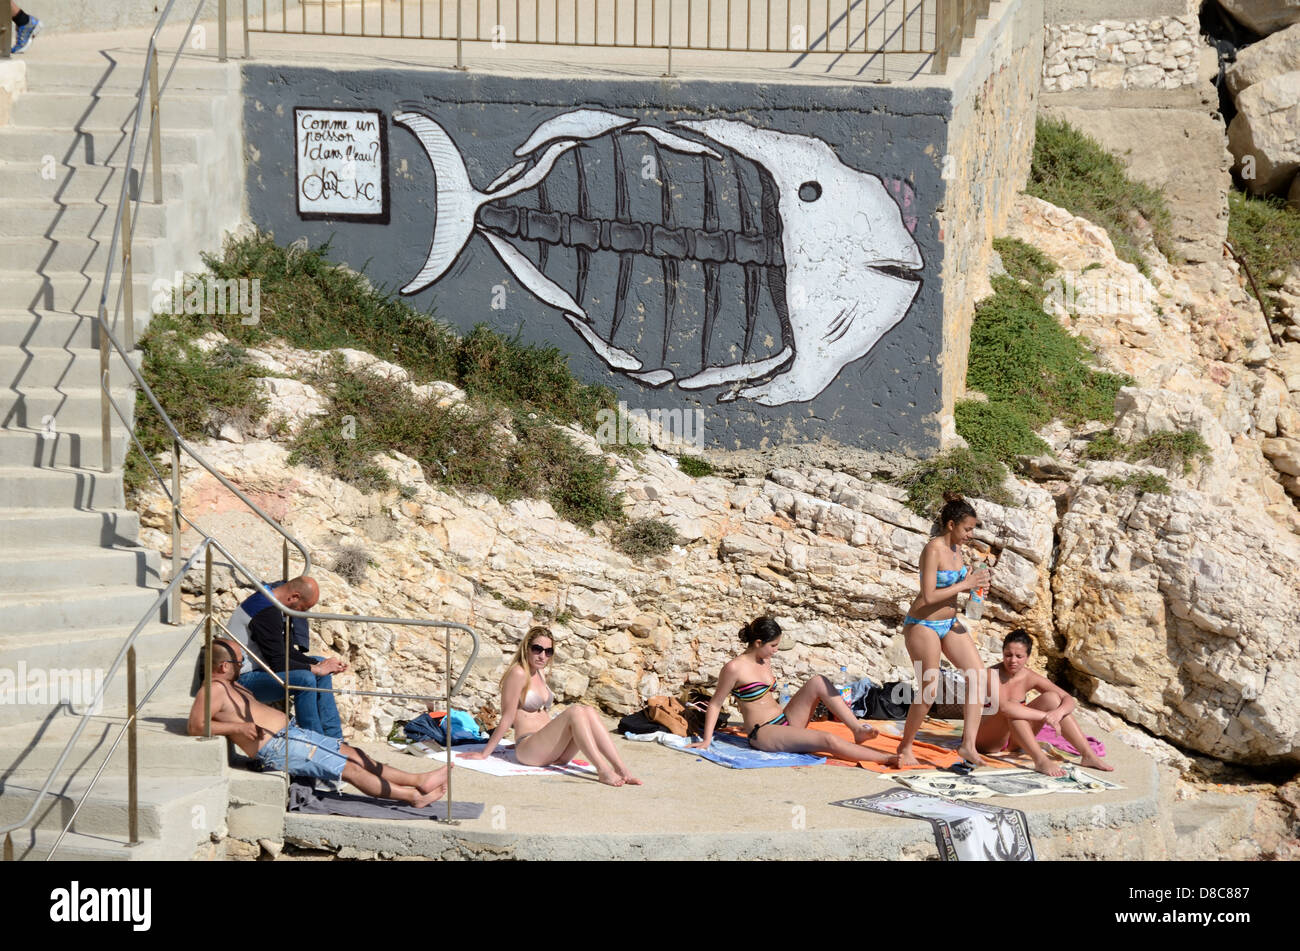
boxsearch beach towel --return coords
[892,765,1124,799]
[1033,723,1106,759]
[623,730,825,769]
[287,780,485,821]
[834,788,1035,861]
[437,741,597,778]
[805,721,966,772]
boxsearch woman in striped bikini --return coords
[895,492,993,769]
[687,616,899,766]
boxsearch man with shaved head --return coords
[191,639,448,806]
[227,575,346,741]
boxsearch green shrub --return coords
[1101,472,1171,495]
[954,400,1050,466]
[1228,190,1300,325]
[1028,117,1177,274]
[1083,429,1210,474]
[613,519,681,559]
[971,239,1132,428]
[678,455,714,477]
[290,363,624,528]
[892,448,1013,518]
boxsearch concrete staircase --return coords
[0,47,254,859]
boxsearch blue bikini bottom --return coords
[904,615,957,639]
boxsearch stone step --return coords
[0,345,138,389]
[1,198,173,239]
[0,387,137,434]
[0,235,163,275]
[0,311,105,349]
[0,773,229,842]
[2,128,209,167]
[22,60,240,94]
[0,426,132,468]
[0,463,131,510]
[0,161,192,203]
[0,618,180,677]
[0,507,142,548]
[0,270,158,314]
[2,827,170,861]
[0,546,161,593]
[8,92,222,130]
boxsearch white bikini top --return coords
[520,680,553,713]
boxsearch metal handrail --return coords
[7,532,480,859]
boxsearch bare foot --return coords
[1032,757,1066,778]
[852,723,879,743]
[413,782,447,808]
[620,773,644,786]
[957,744,988,768]
[596,768,626,787]
[896,747,920,768]
[418,764,451,794]
[1079,754,1115,772]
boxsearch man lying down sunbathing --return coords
[188,638,449,807]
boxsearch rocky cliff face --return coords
[134,193,1300,779]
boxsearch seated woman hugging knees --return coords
[689,616,899,767]
[463,626,642,787]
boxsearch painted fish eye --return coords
[798,181,822,202]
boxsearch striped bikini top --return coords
[730,680,775,703]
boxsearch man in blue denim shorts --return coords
[189,639,449,806]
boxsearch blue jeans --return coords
[238,657,342,739]
[257,725,347,781]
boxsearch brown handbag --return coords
[646,695,689,736]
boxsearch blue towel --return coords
[403,710,488,745]
[691,733,825,769]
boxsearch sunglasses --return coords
[529,644,555,657]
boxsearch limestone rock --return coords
[1217,0,1300,36]
[1055,476,1300,765]
[1226,22,1300,96]
[1228,71,1300,196]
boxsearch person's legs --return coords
[338,742,449,804]
[570,705,640,783]
[939,631,990,767]
[1027,693,1114,772]
[750,724,898,765]
[897,623,943,766]
[515,707,631,786]
[1005,707,1063,777]
[782,675,875,742]
[975,710,1012,754]
[302,656,343,739]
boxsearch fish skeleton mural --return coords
[395,107,924,407]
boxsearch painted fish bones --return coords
[396,108,924,406]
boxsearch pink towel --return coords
[1036,723,1104,757]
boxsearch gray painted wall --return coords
[242,66,950,451]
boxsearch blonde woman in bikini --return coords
[464,626,642,787]
[689,616,899,766]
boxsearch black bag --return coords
[862,681,913,720]
[617,710,667,735]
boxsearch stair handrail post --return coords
[127,646,140,845]
[172,438,183,624]
[664,0,674,78]
[121,200,135,351]
[2,833,11,861]
[219,0,228,62]
[456,0,464,69]
[99,310,112,473]
[444,623,454,823]
[149,45,164,204]
[204,544,214,737]
[242,0,250,58]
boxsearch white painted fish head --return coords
[676,119,925,406]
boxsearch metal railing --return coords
[1,0,481,861]
[240,0,992,75]
[1,531,479,860]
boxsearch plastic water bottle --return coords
[967,560,987,620]
[839,666,852,704]
[780,683,791,705]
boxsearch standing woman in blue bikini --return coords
[896,492,993,768]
